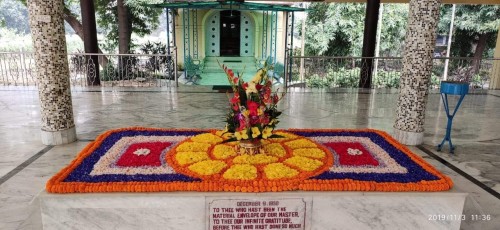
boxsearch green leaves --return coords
[304,3,408,57]
[95,0,162,52]
[438,4,499,58]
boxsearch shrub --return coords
[139,41,169,72]
[304,67,442,89]
[329,67,360,87]
[101,63,117,81]
[306,74,329,88]
[373,70,401,88]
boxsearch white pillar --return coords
[27,0,77,145]
[394,0,441,145]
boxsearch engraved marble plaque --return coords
[207,198,306,230]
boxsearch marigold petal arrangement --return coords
[46,127,453,193]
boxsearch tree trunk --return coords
[117,0,131,54]
[472,33,488,75]
[80,0,100,86]
[117,0,132,79]
[62,7,109,68]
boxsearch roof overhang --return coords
[145,1,307,11]
[269,0,500,4]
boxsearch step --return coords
[204,61,257,67]
[204,56,257,63]
[204,65,257,71]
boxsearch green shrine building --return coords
[148,1,305,85]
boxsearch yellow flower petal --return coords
[284,139,317,149]
[262,143,286,157]
[235,131,243,140]
[272,131,298,140]
[175,152,209,165]
[284,156,324,171]
[251,127,261,138]
[262,127,273,139]
[251,69,263,83]
[188,160,227,176]
[212,144,237,159]
[223,164,257,180]
[233,154,278,165]
[246,83,258,94]
[176,142,211,152]
[191,133,223,144]
[237,130,249,140]
[292,148,326,159]
[264,163,299,179]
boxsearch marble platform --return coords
[33,191,466,230]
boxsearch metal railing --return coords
[288,56,499,89]
[1,52,498,89]
[0,52,178,88]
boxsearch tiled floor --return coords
[0,86,499,229]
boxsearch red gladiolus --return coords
[230,96,239,104]
[261,88,271,104]
[247,101,259,116]
[272,94,279,104]
[256,84,263,91]
[238,115,247,131]
[242,82,249,90]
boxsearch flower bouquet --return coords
[220,63,284,154]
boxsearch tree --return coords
[14,0,107,56]
[80,0,101,85]
[439,5,500,59]
[95,0,162,54]
[15,0,163,55]
[0,0,30,34]
[303,3,408,57]
[304,3,366,57]
[378,4,408,57]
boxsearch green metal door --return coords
[240,13,254,57]
[206,12,220,57]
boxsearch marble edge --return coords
[38,190,469,199]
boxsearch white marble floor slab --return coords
[0,86,499,229]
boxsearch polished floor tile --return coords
[0,86,499,229]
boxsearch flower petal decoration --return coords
[264,163,299,179]
[46,127,453,193]
[223,164,258,180]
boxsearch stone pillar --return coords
[27,0,77,145]
[359,0,380,88]
[393,0,441,145]
[489,25,500,90]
